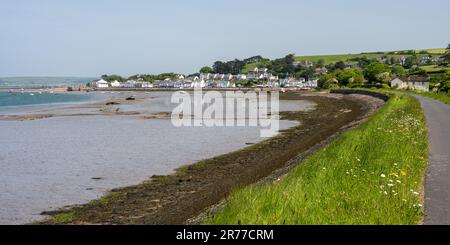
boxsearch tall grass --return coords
[207,94,428,225]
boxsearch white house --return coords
[110,80,121,88]
[390,76,430,92]
[96,79,109,88]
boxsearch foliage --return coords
[212,55,270,75]
[199,66,213,74]
[269,54,296,78]
[364,62,391,84]
[336,68,365,87]
[101,74,125,82]
[390,65,406,76]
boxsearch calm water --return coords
[0,92,315,224]
[0,77,95,88]
[0,92,92,107]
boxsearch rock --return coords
[106,101,120,105]
[126,96,135,101]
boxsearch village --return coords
[91,67,319,90]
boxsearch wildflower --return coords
[389,179,393,182]
[380,174,386,178]
[413,192,419,196]
[384,191,388,195]
[396,180,401,184]
[418,204,423,207]
[402,199,407,202]
[387,184,394,187]
[356,158,361,162]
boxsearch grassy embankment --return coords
[207,94,428,225]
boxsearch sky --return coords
[0,0,449,77]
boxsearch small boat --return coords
[29,93,35,96]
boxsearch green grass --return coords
[52,212,75,223]
[420,48,447,54]
[418,65,450,73]
[206,94,428,225]
[294,53,439,65]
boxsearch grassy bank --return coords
[207,94,428,225]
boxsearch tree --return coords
[390,65,406,76]
[363,62,390,83]
[318,73,335,88]
[213,61,228,74]
[269,54,296,78]
[101,74,125,82]
[403,55,418,68]
[336,68,365,87]
[199,66,213,74]
[316,59,325,67]
[334,61,346,70]
[443,44,450,62]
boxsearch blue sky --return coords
[1,0,449,77]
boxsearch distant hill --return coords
[242,48,446,71]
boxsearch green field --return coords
[418,65,450,73]
[420,48,447,54]
[294,53,438,65]
[207,94,428,225]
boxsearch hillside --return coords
[242,48,445,72]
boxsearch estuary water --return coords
[0,91,316,224]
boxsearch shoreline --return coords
[39,91,385,225]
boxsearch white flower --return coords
[387,184,394,187]
[380,174,386,178]
[418,204,423,207]
[413,192,420,195]
[384,191,388,195]
[396,180,401,184]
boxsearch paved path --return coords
[414,95,450,225]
